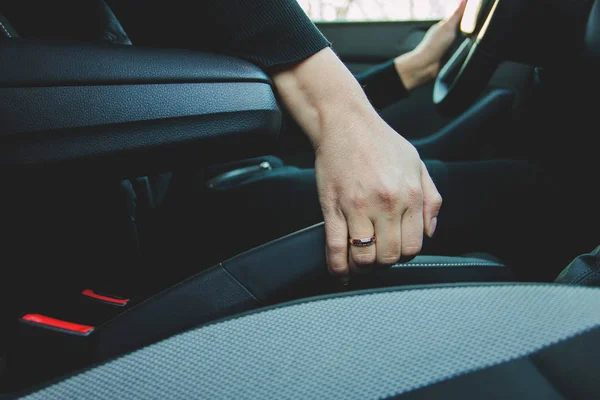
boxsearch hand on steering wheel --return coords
[433,0,502,115]
[394,0,467,91]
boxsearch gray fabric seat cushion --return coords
[22,284,600,399]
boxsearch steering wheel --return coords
[433,0,502,116]
[434,0,600,116]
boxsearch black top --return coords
[356,60,409,110]
[108,0,409,108]
[107,0,332,71]
[108,0,409,107]
[3,0,409,109]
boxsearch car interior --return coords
[1,0,600,398]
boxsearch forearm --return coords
[273,47,379,148]
[273,47,441,277]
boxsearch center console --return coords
[6,223,513,391]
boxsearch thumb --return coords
[420,162,443,238]
[448,0,467,26]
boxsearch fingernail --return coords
[340,276,350,286]
[428,217,438,238]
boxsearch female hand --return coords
[274,48,443,280]
[314,107,442,278]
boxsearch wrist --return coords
[393,51,439,91]
[312,96,379,148]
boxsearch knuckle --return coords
[327,240,347,255]
[428,192,443,209]
[406,143,420,159]
[404,183,423,203]
[376,187,400,211]
[348,194,368,210]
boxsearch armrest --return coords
[0,40,281,175]
[93,224,514,361]
[222,223,514,302]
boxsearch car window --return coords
[297,0,462,22]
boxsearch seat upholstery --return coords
[555,245,600,286]
[20,284,600,399]
[394,254,504,269]
[0,12,19,38]
[354,253,512,290]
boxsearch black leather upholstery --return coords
[585,0,600,67]
[0,40,273,87]
[83,223,512,364]
[94,267,260,361]
[356,254,512,289]
[222,223,513,301]
[555,245,600,286]
[17,284,600,399]
[96,0,132,45]
[0,13,18,38]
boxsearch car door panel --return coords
[316,21,435,73]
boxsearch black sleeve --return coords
[355,59,410,110]
[108,0,331,71]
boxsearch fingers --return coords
[347,214,376,272]
[421,162,443,238]
[374,214,402,267]
[441,0,466,28]
[450,0,467,23]
[401,203,424,259]
[333,167,438,279]
[323,207,350,279]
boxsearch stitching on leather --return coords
[568,257,600,284]
[396,263,503,268]
[0,21,12,38]
[220,263,262,304]
[574,266,600,285]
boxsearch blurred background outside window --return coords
[296,0,462,22]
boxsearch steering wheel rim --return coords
[433,0,502,116]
